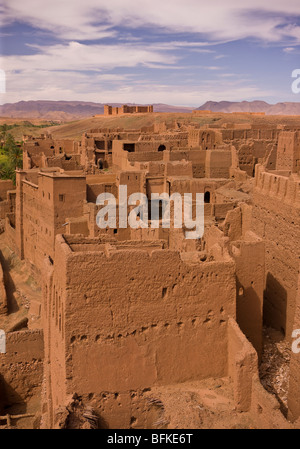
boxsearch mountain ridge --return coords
[0,100,194,120]
[197,100,300,115]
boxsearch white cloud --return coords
[2,0,300,43]
[1,41,178,73]
[1,1,300,106]
[283,47,295,53]
[0,61,276,106]
[202,66,222,71]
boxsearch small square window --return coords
[59,194,65,202]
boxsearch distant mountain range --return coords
[0,101,194,121]
[197,100,300,115]
[2,100,300,121]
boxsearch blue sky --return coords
[1,0,300,106]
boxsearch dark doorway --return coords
[123,143,135,152]
[204,191,211,204]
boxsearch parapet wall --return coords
[252,166,300,336]
[254,166,300,208]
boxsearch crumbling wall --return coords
[287,270,300,421]
[0,253,7,315]
[228,319,289,428]
[4,214,18,255]
[206,150,232,178]
[277,131,300,173]
[0,181,15,221]
[251,166,300,337]
[0,330,44,409]
[44,236,236,428]
[228,318,257,411]
[0,180,14,201]
[230,237,265,357]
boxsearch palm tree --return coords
[0,124,9,148]
[0,161,14,180]
[4,134,22,167]
[1,134,22,182]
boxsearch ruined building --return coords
[0,115,299,429]
[104,104,154,116]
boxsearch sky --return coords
[0,0,300,107]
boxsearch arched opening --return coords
[204,191,211,204]
[158,145,166,152]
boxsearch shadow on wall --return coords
[264,273,287,336]
[236,276,262,357]
[0,250,19,314]
[0,373,26,415]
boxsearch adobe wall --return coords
[15,170,86,273]
[0,253,7,315]
[206,150,232,178]
[287,269,300,421]
[168,150,206,178]
[169,178,228,200]
[251,166,300,337]
[168,148,232,179]
[228,318,257,411]
[46,155,82,171]
[221,128,278,141]
[277,131,300,172]
[4,214,18,255]
[205,207,264,357]
[104,105,153,116]
[43,235,236,428]
[0,330,44,409]
[117,171,147,197]
[86,182,118,203]
[0,180,14,201]
[265,144,278,171]
[0,185,15,221]
[66,217,89,236]
[231,140,275,176]
[83,202,131,239]
[24,138,76,159]
[229,236,265,357]
[228,318,289,428]
[0,200,10,221]
[188,129,223,149]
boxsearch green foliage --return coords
[0,160,15,180]
[0,134,23,183]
